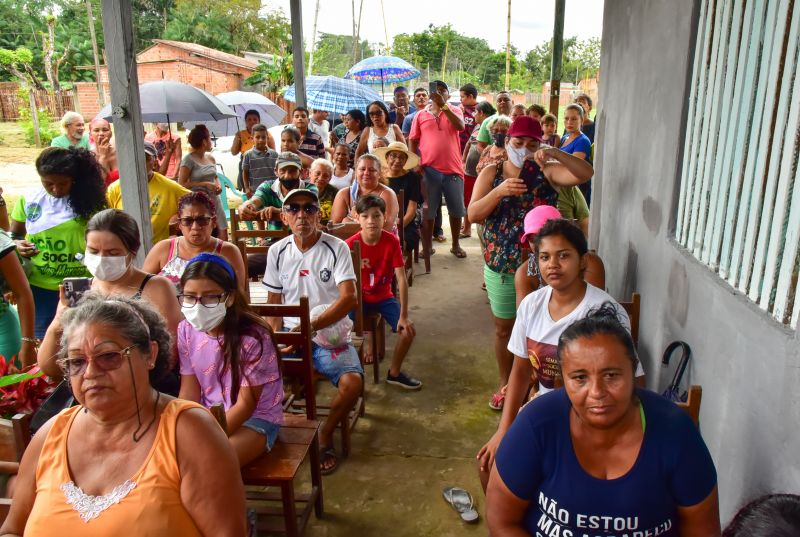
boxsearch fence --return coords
[0,84,76,121]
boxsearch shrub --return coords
[18,106,60,146]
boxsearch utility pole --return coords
[307,0,320,76]
[505,0,512,90]
[289,0,306,107]
[352,0,364,63]
[86,0,104,106]
[380,0,390,53]
[549,0,565,116]
[442,39,449,81]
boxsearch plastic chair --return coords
[217,164,253,231]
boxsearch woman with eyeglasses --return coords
[36,209,182,381]
[355,101,405,160]
[0,294,248,536]
[330,154,399,232]
[143,191,245,294]
[177,254,283,466]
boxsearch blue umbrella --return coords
[345,55,421,96]
[284,75,382,114]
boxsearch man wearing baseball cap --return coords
[106,140,190,243]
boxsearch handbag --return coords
[661,341,691,403]
[29,381,75,434]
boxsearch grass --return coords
[0,122,42,165]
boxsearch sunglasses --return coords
[58,345,134,377]
[179,216,213,227]
[283,203,320,215]
[368,111,384,117]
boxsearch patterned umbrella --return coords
[283,76,382,114]
[345,55,421,97]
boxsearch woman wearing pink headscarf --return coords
[89,118,119,186]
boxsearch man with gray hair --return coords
[51,111,89,149]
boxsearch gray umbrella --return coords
[96,80,237,123]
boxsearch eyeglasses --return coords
[283,203,320,215]
[58,345,134,376]
[368,111,384,117]
[179,216,213,227]
[177,293,229,308]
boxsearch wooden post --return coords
[100,0,153,260]
[27,90,41,148]
[307,0,320,76]
[505,0,512,91]
[549,0,566,116]
[290,0,307,108]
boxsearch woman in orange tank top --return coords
[0,294,247,536]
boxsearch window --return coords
[676,0,800,327]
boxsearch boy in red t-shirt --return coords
[345,195,421,389]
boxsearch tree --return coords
[0,47,45,89]
[523,36,600,89]
[42,15,69,93]
[310,33,373,77]
[245,54,293,92]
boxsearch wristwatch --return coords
[441,104,450,112]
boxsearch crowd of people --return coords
[0,84,795,536]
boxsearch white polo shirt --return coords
[263,232,356,329]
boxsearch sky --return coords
[265,0,605,54]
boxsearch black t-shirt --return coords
[388,172,424,214]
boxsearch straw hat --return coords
[374,141,420,171]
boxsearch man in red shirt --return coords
[408,80,468,259]
[346,195,421,389]
[459,83,479,152]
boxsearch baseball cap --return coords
[143,141,158,157]
[520,205,562,245]
[276,151,302,170]
[508,116,544,143]
[283,188,319,205]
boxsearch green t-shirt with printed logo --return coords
[10,192,90,290]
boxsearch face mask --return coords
[280,179,300,191]
[493,132,506,147]
[507,144,533,168]
[83,252,129,282]
[182,302,227,333]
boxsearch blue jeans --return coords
[312,343,364,386]
[32,286,59,339]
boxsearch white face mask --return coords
[507,144,533,168]
[182,302,227,333]
[83,252,130,282]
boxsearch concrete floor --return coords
[303,233,500,536]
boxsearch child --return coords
[345,195,421,389]
[371,136,390,152]
[241,124,278,198]
[541,114,560,148]
[177,253,283,466]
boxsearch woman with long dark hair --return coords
[355,100,405,160]
[178,125,228,241]
[10,147,107,337]
[177,254,283,466]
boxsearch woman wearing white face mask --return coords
[36,209,182,382]
[177,254,283,467]
[467,116,594,412]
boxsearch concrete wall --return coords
[595,0,800,522]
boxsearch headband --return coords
[186,253,235,281]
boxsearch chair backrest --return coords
[618,292,641,347]
[218,170,249,215]
[326,222,361,241]
[0,414,31,463]
[251,297,316,420]
[676,385,702,426]
[349,241,364,336]
[396,189,405,251]
[230,209,290,285]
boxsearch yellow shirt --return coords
[238,129,254,153]
[107,172,190,244]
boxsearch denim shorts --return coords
[312,343,364,386]
[241,417,281,451]
[362,298,401,332]
[422,167,466,219]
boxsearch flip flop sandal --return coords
[450,247,467,258]
[320,447,339,476]
[442,487,479,523]
[434,235,447,242]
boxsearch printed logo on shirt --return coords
[320,268,332,282]
[26,202,43,222]
[526,339,559,390]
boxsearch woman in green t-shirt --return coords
[10,147,107,338]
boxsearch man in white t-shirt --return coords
[309,109,330,148]
[263,188,364,475]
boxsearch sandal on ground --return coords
[489,385,508,411]
[434,235,447,243]
[442,487,479,523]
[422,248,436,257]
[450,247,467,258]
[320,447,339,476]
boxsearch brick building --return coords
[75,39,259,118]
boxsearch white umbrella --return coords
[185,91,287,137]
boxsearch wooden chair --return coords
[349,241,382,385]
[0,413,31,522]
[618,292,641,347]
[230,209,290,302]
[217,297,323,537]
[676,385,702,426]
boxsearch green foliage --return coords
[18,99,59,145]
[245,55,293,91]
[310,33,374,77]
[524,36,600,89]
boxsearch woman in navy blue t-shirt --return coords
[488,305,720,536]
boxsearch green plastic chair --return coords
[217,166,253,231]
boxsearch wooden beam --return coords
[290,0,307,108]
[100,0,153,261]
[549,0,565,116]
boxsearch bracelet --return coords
[21,336,39,346]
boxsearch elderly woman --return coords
[144,191,245,294]
[330,154,399,232]
[355,101,405,160]
[178,125,228,241]
[468,116,593,412]
[10,147,107,337]
[89,118,119,186]
[375,142,423,254]
[476,115,512,175]
[487,305,720,536]
[309,158,340,225]
[50,111,89,149]
[0,294,247,535]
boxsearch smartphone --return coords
[429,81,438,96]
[63,277,92,307]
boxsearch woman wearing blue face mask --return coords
[177,254,283,467]
[36,209,182,382]
[467,115,594,412]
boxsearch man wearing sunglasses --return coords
[107,141,189,243]
[263,188,363,475]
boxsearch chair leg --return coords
[340,416,351,457]
[310,430,324,517]
[280,482,298,537]
[371,320,380,385]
